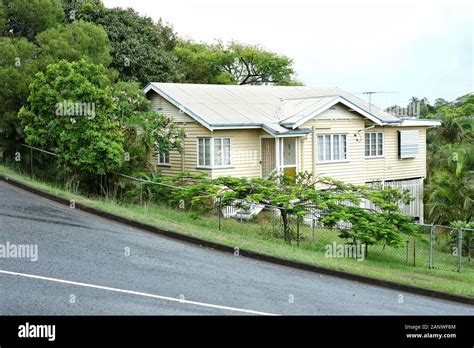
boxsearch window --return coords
[198,138,211,167]
[158,151,170,165]
[399,130,419,158]
[365,132,384,157]
[317,134,347,162]
[198,137,231,167]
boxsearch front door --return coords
[261,138,276,177]
[282,137,297,181]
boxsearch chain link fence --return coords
[2,144,472,273]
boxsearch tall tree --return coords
[425,95,474,224]
[174,41,232,84]
[106,81,187,176]
[36,20,112,69]
[224,42,300,85]
[61,0,103,23]
[434,98,448,108]
[3,0,64,40]
[426,145,474,224]
[176,40,301,85]
[0,1,6,32]
[18,60,124,174]
[62,2,181,86]
[0,37,38,153]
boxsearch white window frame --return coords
[158,151,170,165]
[365,132,384,158]
[197,137,232,168]
[316,134,347,163]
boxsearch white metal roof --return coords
[144,83,403,132]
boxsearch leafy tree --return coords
[0,1,6,32]
[18,59,124,174]
[36,20,112,69]
[0,37,38,153]
[61,0,104,23]
[434,98,449,108]
[119,114,155,175]
[365,188,418,246]
[108,81,186,175]
[0,20,112,157]
[64,4,181,86]
[174,41,233,84]
[176,40,301,85]
[161,172,417,247]
[3,0,64,40]
[424,94,474,225]
[426,145,474,224]
[150,113,187,156]
[110,81,150,120]
[434,117,468,144]
[317,178,417,248]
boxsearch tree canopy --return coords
[2,0,64,40]
[175,40,301,85]
[424,95,474,225]
[153,172,417,246]
[0,37,39,151]
[18,59,124,174]
[63,3,181,86]
[0,1,6,33]
[36,20,112,69]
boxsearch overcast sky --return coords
[103,0,473,108]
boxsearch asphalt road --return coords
[0,181,472,315]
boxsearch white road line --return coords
[0,269,278,316]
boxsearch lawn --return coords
[0,164,473,298]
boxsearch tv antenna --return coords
[358,91,398,111]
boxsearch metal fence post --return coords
[140,182,143,205]
[271,209,275,234]
[458,228,463,272]
[30,146,33,177]
[405,240,409,265]
[218,197,221,231]
[413,239,416,267]
[296,218,300,247]
[429,224,434,269]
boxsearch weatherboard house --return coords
[144,83,440,222]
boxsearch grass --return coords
[1,164,473,298]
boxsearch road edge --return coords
[1,174,473,306]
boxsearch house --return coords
[144,83,440,222]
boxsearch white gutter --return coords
[388,119,442,127]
